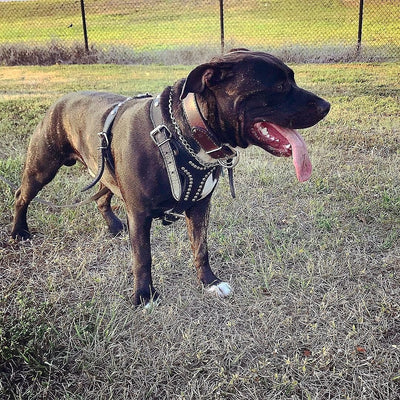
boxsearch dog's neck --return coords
[181,92,236,163]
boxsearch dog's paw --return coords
[206,282,233,298]
[107,220,127,236]
[134,287,160,310]
[11,228,31,241]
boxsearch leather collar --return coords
[182,92,235,160]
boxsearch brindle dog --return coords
[11,50,330,306]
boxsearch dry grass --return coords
[1,62,400,399]
[0,41,396,67]
[0,41,226,66]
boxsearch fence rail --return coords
[0,0,399,64]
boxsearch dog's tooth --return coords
[284,144,291,149]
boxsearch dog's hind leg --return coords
[11,151,65,241]
[10,114,76,240]
[185,198,232,298]
[96,183,125,235]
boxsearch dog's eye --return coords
[221,72,235,81]
[275,84,284,92]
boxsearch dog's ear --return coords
[180,63,234,100]
[180,64,214,100]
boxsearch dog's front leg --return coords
[126,210,158,306]
[185,198,232,298]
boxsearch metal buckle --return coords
[97,131,109,149]
[161,209,185,225]
[165,209,185,219]
[205,146,223,155]
[150,125,171,147]
[206,144,237,162]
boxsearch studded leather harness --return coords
[150,92,221,225]
[83,91,239,225]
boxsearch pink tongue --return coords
[270,124,312,182]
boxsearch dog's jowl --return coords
[11,50,330,306]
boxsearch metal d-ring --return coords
[218,150,240,168]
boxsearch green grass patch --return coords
[0,0,399,62]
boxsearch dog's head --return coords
[181,49,330,182]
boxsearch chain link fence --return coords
[0,0,399,64]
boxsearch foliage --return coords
[0,0,399,63]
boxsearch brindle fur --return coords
[11,50,330,306]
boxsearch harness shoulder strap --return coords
[81,96,132,192]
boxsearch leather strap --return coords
[182,92,235,160]
[81,97,132,192]
[150,96,182,201]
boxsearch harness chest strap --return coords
[150,96,182,201]
[150,95,221,224]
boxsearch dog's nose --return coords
[317,99,330,118]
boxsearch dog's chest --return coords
[177,157,219,203]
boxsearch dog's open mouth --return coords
[249,121,312,182]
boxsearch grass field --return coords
[0,61,400,398]
[0,0,399,59]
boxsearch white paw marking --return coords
[206,282,233,298]
[143,298,160,313]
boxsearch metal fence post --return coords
[80,0,89,52]
[357,0,364,54]
[220,0,225,54]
